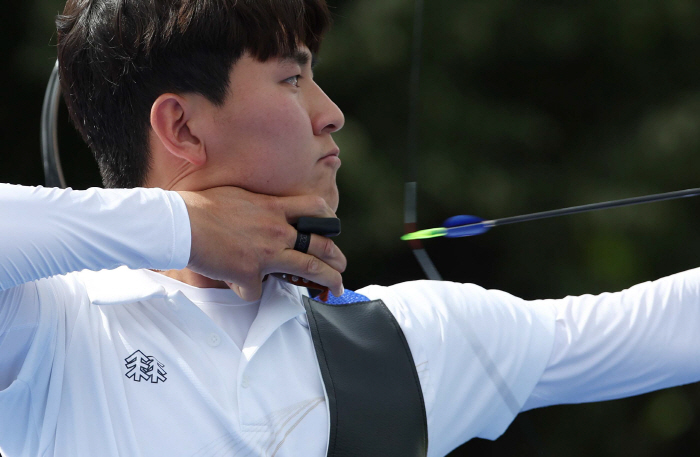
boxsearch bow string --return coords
[403,2,548,456]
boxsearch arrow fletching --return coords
[401,215,493,241]
[401,227,448,240]
[442,215,492,237]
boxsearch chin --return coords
[326,189,340,213]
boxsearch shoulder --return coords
[0,272,89,322]
[358,280,555,334]
[358,280,556,366]
[358,280,558,444]
[0,267,147,337]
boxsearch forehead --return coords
[241,46,315,69]
[229,47,314,82]
[225,48,314,91]
[278,48,316,67]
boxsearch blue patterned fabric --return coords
[315,289,370,304]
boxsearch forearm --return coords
[0,184,191,291]
[524,268,700,410]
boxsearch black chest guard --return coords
[302,296,428,457]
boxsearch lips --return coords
[319,148,341,168]
[320,148,340,160]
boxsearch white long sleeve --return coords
[0,184,191,291]
[362,270,700,455]
[524,268,700,410]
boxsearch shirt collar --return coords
[242,277,306,361]
[82,266,307,364]
[81,266,169,306]
[81,266,306,316]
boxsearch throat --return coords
[153,268,229,289]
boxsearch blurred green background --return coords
[3,0,700,455]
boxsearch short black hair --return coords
[57,0,331,188]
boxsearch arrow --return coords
[402,188,700,240]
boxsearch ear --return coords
[150,93,207,166]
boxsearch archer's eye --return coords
[284,75,300,87]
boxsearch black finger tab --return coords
[296,217,341,237]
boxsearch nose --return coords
[310,82,345,136]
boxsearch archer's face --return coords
[199,48,344,210]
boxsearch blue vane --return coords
[315,289,370,304]
[443,215,490,237]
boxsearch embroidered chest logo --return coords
[125,350,167,383]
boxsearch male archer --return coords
[2,1,700,456]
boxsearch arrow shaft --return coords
[492,188,700,228]
[403,187,700,240]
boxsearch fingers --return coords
[270,249,344,297]
[285,228,346,275]
[179,187,346,300]
[233,233,345,300]
[305,233,347,273]
[274,195,337,222]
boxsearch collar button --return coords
[207,333,221,347]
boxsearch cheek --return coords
[211,96,314,193]
[233,95,310,152]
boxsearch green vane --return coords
[401,228,448,241]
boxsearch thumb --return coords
[226,281,263,302]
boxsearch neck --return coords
[155,268,229,289]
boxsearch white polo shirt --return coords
[2,184,700,457]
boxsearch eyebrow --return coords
[280,50,318,69]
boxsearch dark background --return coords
[2,0,700,455]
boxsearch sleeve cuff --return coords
[163,191,192,270]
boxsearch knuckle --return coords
[269,223,289,241]
[261,245,276,260]
[312,196,327,212]
[322,238,335,258]
[305,257,320,275]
